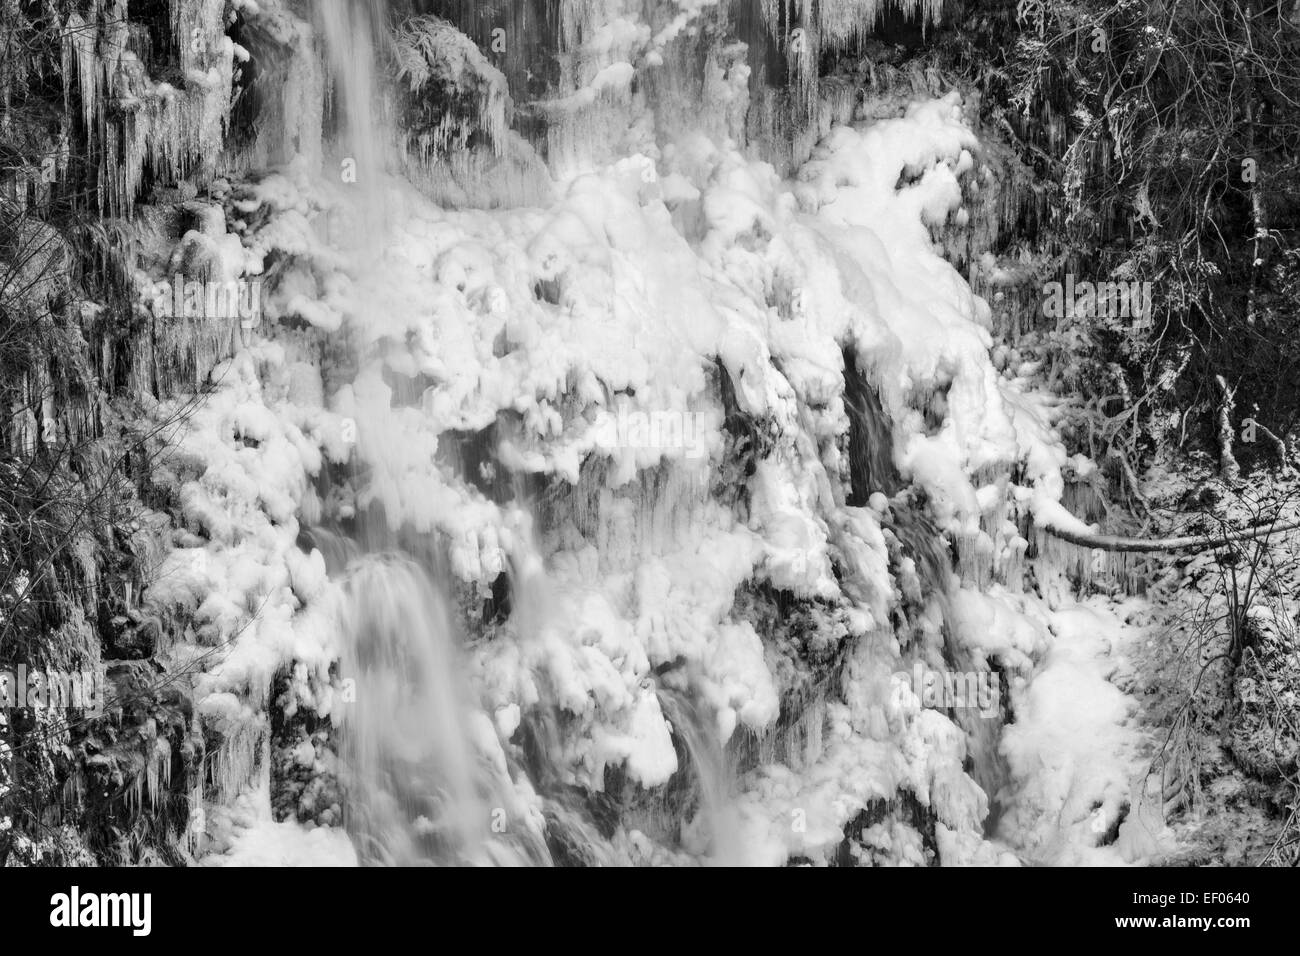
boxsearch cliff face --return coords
[0,0,1171,867]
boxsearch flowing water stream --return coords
[283,0,1047,866]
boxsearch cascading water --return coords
[658,690,745,865]
[318,0,391,235]
[110,0,1165,869]
[886,498,1010,834]
[334,555,485,864]
[845,348,1009,831]
[306,0,1027,864]
[310,0,503,866]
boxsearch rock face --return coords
[1,0,1167,867]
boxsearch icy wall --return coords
[13,0,1171,865]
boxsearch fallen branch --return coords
[1041,518,1300,553]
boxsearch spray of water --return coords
[658,690,745,866]
[312,0,499,866]
[317,0,391,239]
[334,554,489,864]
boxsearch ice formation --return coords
[62,0,236,216]
[99,0,1170,865]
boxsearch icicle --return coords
[1033,525,1148,595]
[818,0,884,46]
[759,683,829,770]
[211,720,265,804]
[1063,475,1107,524]
[144,736,172,811]
[999,534,1029,591]
[63,12,101,136]
[955,529,995,591]
[186,785,206,854]
[58,0,239,215]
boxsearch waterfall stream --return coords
[111,0,1158,868]
[318,0,391,238]
[335,554,484,864]
[306,0,1017,866]
[658,690,744,865]
[309,1,495,866]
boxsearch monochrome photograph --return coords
[0,0,1295,900]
